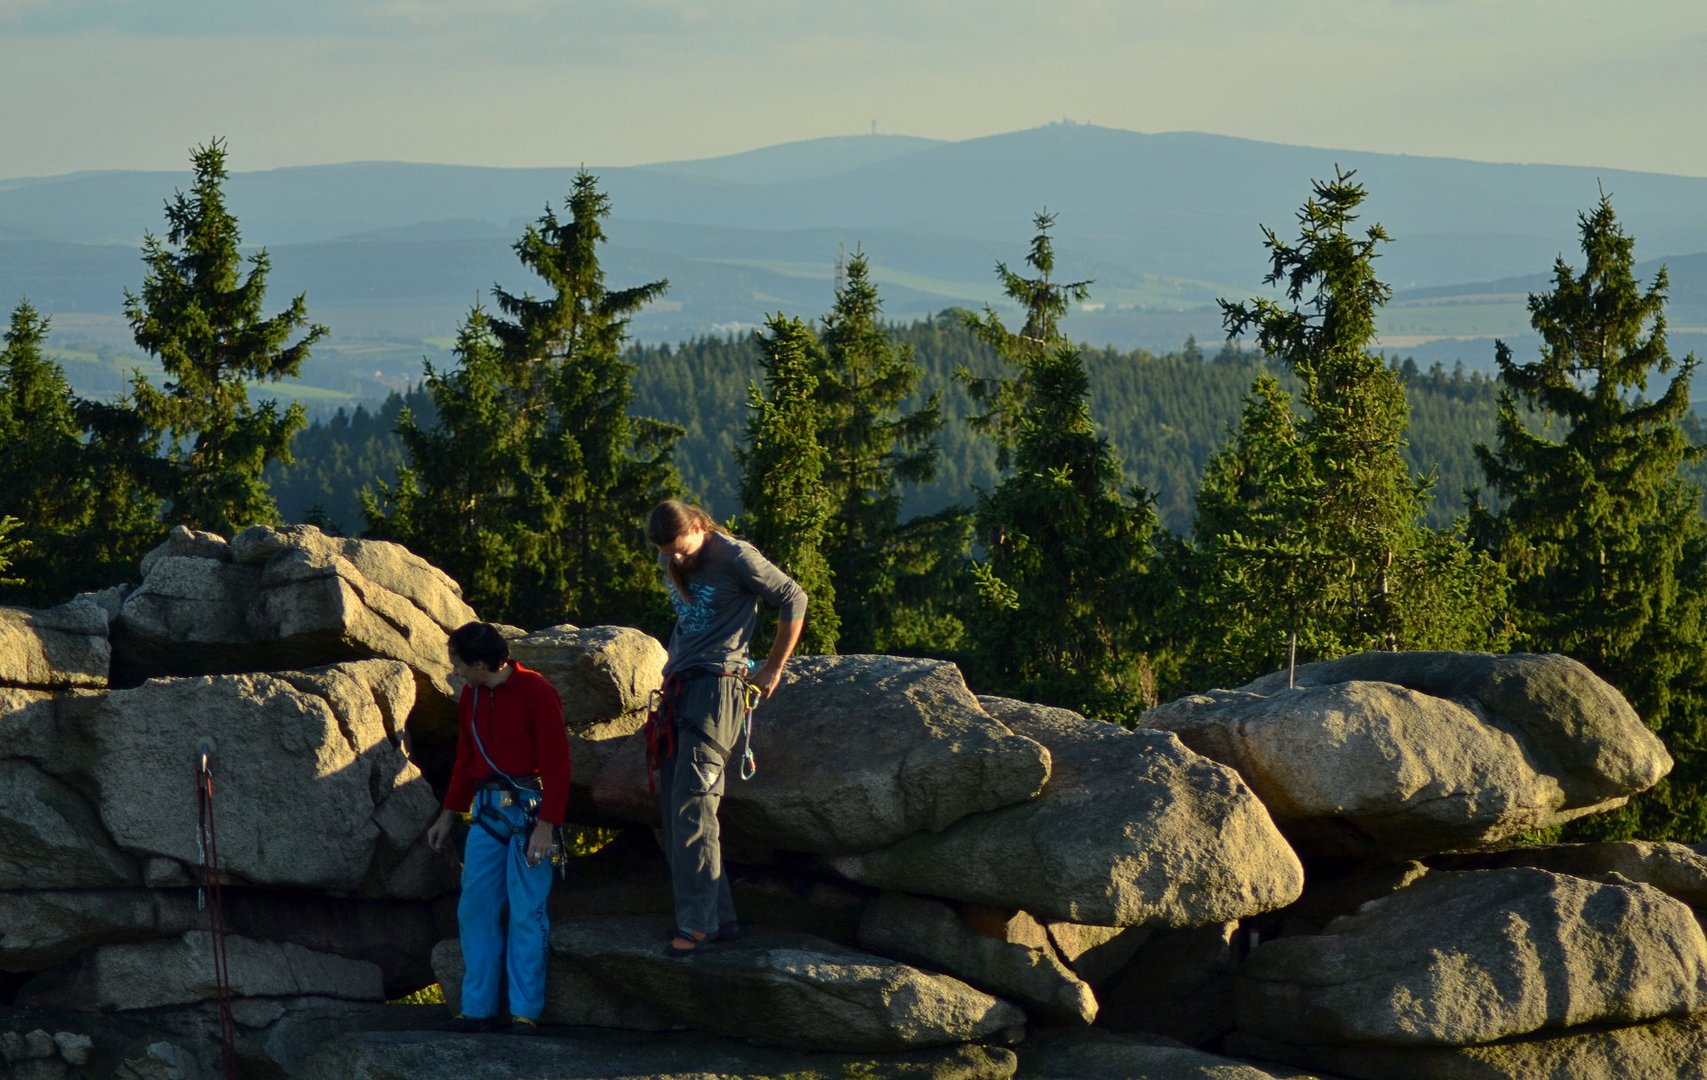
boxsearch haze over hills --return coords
[2,123,1704,409]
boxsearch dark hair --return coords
[647,501,732,601]
[447,621,509,672]
[646,500,726,547]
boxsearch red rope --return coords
[197,753,239,1080]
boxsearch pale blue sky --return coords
[3,0,1704,178]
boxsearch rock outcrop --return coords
[857,891,1097,1025]
[1229,1014,1707,1080]
[70,659,435,894]
[0,598,110,690]
[1145,652,1670,857]
[111,524,476,715]
[296,1028,1020,1080]
[583,655,1055,853]
[1236,867,1707,1047]
[506,623,667,739]
[826,698,1304,927]
[531,915,1027,1052]
[12,526,1707,1079]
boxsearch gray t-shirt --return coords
[660,533,808,676]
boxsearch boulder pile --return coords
[0,526,1696,1080]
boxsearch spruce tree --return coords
[364,308,528,616]
[815,252,943,652]
[0,301,162,603]
[125,139,325,535]
[0,301,79,599]
[1472,194,1707,841]
[738,314,838,655]
[0,516,22,589]
[487,171,682,629]
[372,171,682,631]
[1197,168,1504,687]
[1184,372,1317,684]
[961,210,1092,467]
[962,213,1157,720]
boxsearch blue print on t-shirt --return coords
[672,581,717,634]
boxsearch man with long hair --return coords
[644,500,806,954]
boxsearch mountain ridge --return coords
[4,123,1704,406]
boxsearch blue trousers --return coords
[457,788,554,1021]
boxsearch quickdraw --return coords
[737,681,762,780]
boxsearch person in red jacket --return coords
[426,621,570,1036]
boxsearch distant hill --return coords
[4,123,1705,410]
[638,133,945,184]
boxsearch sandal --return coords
[665,929,708,956]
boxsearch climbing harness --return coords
[194,741,240,1080]
[643,665,762,788]
[467,685,560,872]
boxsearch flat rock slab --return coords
[551,915,1026,1052]
[1,889,449,990]
[0,598,109,689]
[1227,1015,1707,1080]
[1429,840,1707,907]
[858,891,1096,1024]
[1236,867,1707,1047]
[434,937,679,1033]
[14,932,384,1011]
[588,655,1053,855]
[1147,651,1668,858]
[826,698,1303,928]
[297,1028,1017,1080]
[1018,1029,1339,1079]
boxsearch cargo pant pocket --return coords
[689,742,726,798]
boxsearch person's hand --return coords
[525,819,554,867]
[749,661,784,699]
[425,809,454,851]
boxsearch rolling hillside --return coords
[4,124,1704,410]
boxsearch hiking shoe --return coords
[509,1016,542,1036]
[440,1013,496,1033]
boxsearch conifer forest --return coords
[5,142,1706,844]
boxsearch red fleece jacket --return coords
[441,662,572,825]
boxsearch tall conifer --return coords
[0,301,75,598]
[489,171,682,629]
[125,139,325,535]
[1197,168,1504,686]
[961,211,1092,468]
[364,307,528,616]
[1472,195,1707,840]
[372,172,682,631]
[739,314,838,654]
[0,300,162,602]
[815,253,942,652]
[962,213,1157,719]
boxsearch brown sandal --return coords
[665,929,707,956]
